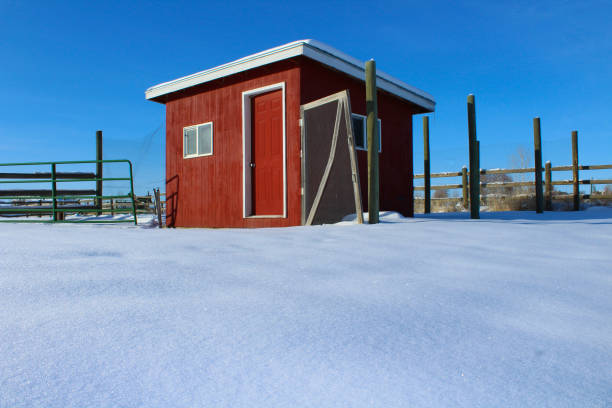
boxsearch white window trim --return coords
[183,121,213,158]
[351,113,382,152]
[241,82,287,218]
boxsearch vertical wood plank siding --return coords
[162,57,421,227]
[164,61,301,228]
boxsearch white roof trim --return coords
[145,39,435,111]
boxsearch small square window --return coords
[183,122,213,158]
[351,114,381,152]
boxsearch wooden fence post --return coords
[545,161,552,211]
[366,59,379,224]
[467,94,480,219]
[462,166,468,208]
[96,130,103,216]
[154,188,163,228]
[572,130,579,211]
[533,117,543,213]
[476,140,481,205]
[476,141,480,172]
[423,116,431,214]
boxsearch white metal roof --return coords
[145,39,435,111]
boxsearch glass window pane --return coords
[352,116,365,149]
[198,123,212,155]
[184,127,196,156]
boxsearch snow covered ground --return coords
[1,209,611,407]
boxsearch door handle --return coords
[250,163,255,168]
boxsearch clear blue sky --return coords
[2,0,611,194]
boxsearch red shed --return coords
[146,40,435,228]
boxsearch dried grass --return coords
[414,195,612,214]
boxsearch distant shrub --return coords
[481,173,514,196]
[433,189,448,199]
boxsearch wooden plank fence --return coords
[415,111,611,214]
[415,163,612,211]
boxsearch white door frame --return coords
[241,82,287,218]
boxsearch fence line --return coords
[0,159,138,224]
[414,163,612,211]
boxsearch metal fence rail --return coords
[0,159,138,224]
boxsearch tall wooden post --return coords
[96,130,103,216]
[366,59,379,224]
[545,161,552,211]
[462,166,468,208]
[572,130,579,211]
[476,140,481,206]
[467,94,479,219]
[423,116,431,214]
[533,117,543,213]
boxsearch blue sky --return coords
[1,0,611,194]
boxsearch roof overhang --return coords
[145,39,435,112]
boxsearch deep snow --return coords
[1,210,611,407]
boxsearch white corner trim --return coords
[241,82,287,219]
[146,40,435,111]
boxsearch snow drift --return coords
[0,210,611,407]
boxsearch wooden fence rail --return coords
[414,164,612,179]
[415,111,612,215]
[414,162,612,211]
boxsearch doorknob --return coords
[250,162,255,168]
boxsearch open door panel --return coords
[300,90,363,225]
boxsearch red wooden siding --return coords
[161,56,421,228]
[164,61,301,228]
[251,89,284,215]
[298,57,421,217]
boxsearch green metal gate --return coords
[0,159,138,224]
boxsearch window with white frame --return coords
[351,114,381,152]
[183,122,213,158]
